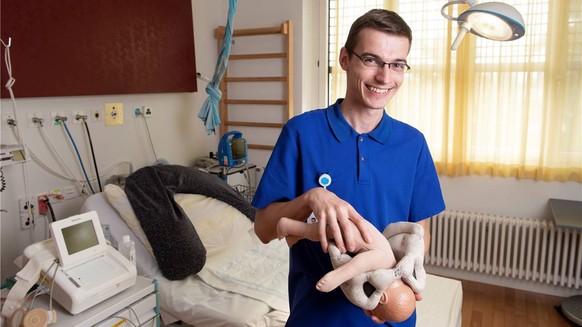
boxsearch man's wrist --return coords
[304,186,325,203]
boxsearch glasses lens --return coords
[388,63,409,73]
[355,53,409,72]
[362,57,380,68]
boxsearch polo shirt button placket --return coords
[357,135,370,183]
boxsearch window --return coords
[328,0,581,182]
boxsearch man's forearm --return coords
[254,192,314,244]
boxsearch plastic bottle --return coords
[118,235,136,266]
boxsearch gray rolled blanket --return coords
[124,164,255,280]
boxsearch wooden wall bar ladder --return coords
[215,20,293,151]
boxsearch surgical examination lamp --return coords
[441,0,525,50]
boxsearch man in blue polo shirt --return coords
[252,9,445,327]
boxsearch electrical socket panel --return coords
[133,106,152,118]
[143,106,152,118]
[133,107,142,118]
[62,185,80,199]
[91,109,101,122]
[20,216,32,230]
[72,110,87,124]
[27,112,44,128]
[1,114,15,131]
[19,196,38,229]
[104,103,123,126]
[51,112,67,126]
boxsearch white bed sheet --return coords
[81,192,289,327]
[417,274,463,327]
[81,192,463,327]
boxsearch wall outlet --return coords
[62,185,80,200]
[19,196,39,217]
[27,112,44,128]
[91,109,101,122]
[20,216,32,230]
[104,103,123,126]
[133,107,142,118]
[36,185,79,217]
[143,106,152,118]
[72,110,87,124]
[133,106,152,118]
[51,112,67,126]
[19,196,38,229]
[1,114,15,131]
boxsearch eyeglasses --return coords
[351,52,411,73]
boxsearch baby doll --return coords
[277,217,416,322]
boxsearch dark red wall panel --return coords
[1,0,197,98]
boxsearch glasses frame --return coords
[351,52,411,73]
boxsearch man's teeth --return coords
[368,85,388,94]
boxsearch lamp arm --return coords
[451,22,472,51]
[440,0,470,21]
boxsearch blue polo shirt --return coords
[252,99,445,327]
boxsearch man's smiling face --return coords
[340,28,410,111]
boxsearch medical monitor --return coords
[50,211,108,269]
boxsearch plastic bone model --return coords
[277,218,425,322]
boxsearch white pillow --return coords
[104,184,154,255]
[173,193,254,257]
[103,184,254,258]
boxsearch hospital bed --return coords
[80,181,463,327]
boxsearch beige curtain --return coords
[329,0,581,182]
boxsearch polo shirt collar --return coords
[328,99,393,144]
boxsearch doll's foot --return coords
[276,219,290,240]
[316,275,341,293]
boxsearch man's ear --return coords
[339,47,349,70]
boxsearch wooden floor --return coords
[461,279,577,327]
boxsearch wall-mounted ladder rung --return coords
[226,99,287,105]
[225,76,287,82]
[215,23,289,38]
[248,144,275,150]
[230,53,286,60]
[225,121,285,128]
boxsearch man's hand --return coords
[305,188,371,253]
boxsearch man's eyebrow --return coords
[359,52,380,58]
[361,52,408,64]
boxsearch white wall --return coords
[440,176,581,220]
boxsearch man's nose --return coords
[375,65,394,82]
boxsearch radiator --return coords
[425,210,582,290]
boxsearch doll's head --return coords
[370,279,416,322]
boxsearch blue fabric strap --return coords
[198,0,238,135]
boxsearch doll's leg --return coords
[277,217,321,247]
[317,249,391,292]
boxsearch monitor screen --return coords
[62,220,99,255]
[231,139,246,159]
